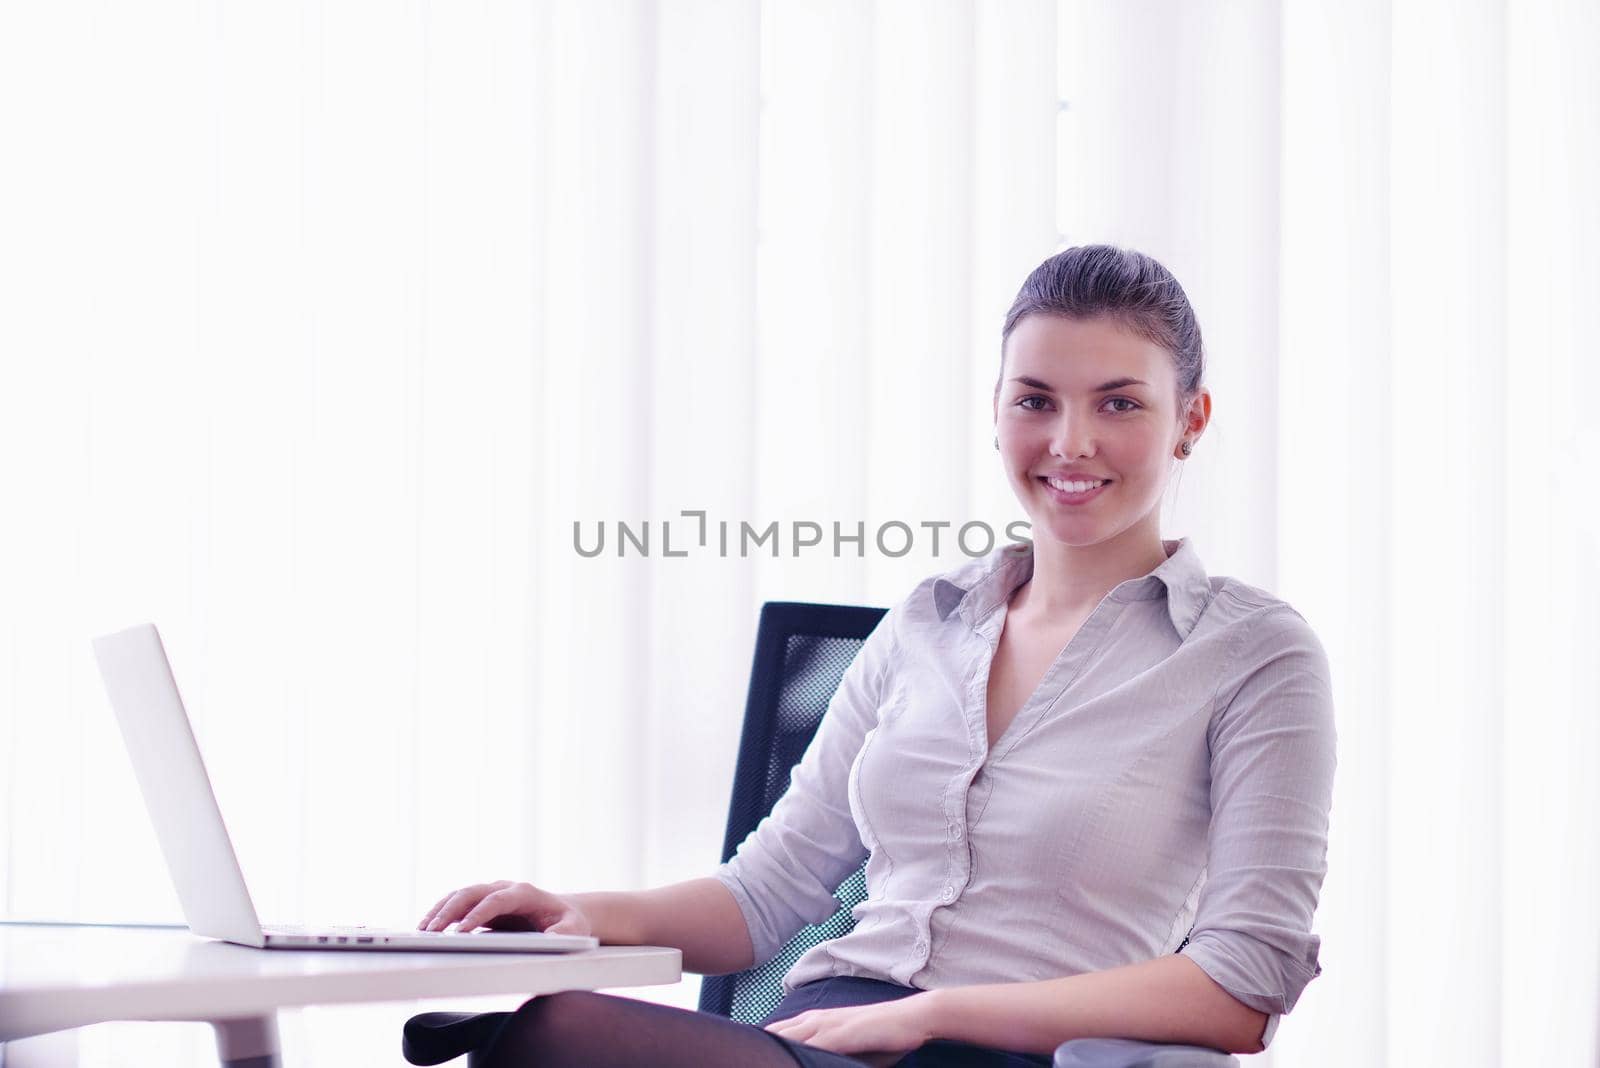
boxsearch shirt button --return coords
[915,937,928,953]
[940,885,955,903]
[949,824,963,840]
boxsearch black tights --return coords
[475,990,867,1068]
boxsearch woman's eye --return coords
[1105,398,1139,413]
[1017,396,1048,411]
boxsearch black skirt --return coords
[760,976,1054,1068]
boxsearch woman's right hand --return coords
[417,880,593,936]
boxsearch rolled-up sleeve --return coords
[1180,602,1337,1025]
[712,603,900,965]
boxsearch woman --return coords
[417,245,1337,1067]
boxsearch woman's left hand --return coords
[763,993,937,1067]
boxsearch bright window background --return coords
[1,1,1594,1065]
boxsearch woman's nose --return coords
[1049,417,1094,458]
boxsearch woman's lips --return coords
[1038,476,1112,505]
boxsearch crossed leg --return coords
[476,990,870,1068]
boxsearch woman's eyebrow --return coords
[1008,375,1148,393]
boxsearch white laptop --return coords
[90,621,598,954]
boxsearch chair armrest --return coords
[401,1012,513,1065]
[1053,1037,1240,1068]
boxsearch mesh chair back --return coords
[697,601,888,1024]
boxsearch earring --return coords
[1180,440,1193,457]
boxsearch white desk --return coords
[0,923,682,1066]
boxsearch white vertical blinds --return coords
[0,1,1593,1065]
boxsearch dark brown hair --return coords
[997,245,1206,415]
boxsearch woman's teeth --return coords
[1046,477,1107,494]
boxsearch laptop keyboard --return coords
[268,924,448,936]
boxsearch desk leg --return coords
[210,1014,281,1068]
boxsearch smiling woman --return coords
[991,248,1211,617]
[419,245,1335,1068]
[1000,317,1189,540]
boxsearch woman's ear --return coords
[1185,388,1212,437]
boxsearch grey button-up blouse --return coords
[713,536,1336,1049]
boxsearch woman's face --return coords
[993,313,1193,550]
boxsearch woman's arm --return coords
[430,875,756,976]
[915,954,1269,1055]
[437,606,904,978]
[764,955,1268,1058]
[571,876,755,976]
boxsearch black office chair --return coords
[402,601,1237,1067]
[696,601,885,1023]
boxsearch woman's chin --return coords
[1016,510,1098,546]
[1024,508,1146,550]
[1031,526,1105,549]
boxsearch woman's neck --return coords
[1012,527,1172,621]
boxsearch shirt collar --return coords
[933,536,1213,641]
